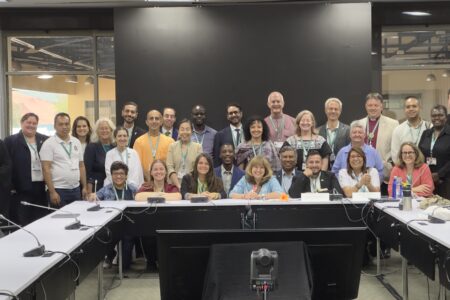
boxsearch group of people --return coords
[1,91,450,222]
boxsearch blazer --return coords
[213,126,234,167]
[180,174,227,200]
[129,125,146,148]
[214,165,245,194]
[0,139,12,192]
[84,142,111,190]
[4,131,48,192]
[288,171,343,198]
[357,115,399,181]
[317,122,351,157]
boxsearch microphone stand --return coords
[20,201,83,230]
[0,214,46,257]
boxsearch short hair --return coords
[245,155,273,186]
[122,101,138,111]
[350,121,366,132]
[365,92,383,103]
[243,116,269,142]
[149,159,168,183]
[163,107,176,114]
[21,112,39,123]
[397,142,424,169]
[432,104,448,116]
[54,112,70,125]
[324,97,342,109]
[295,110,317,135]
[403,95,418,102]
[110,161,128,175]
[91,118,116,143]
[72,116,92,143]
[220,143,235,151]
[226,103,242,112]
[346,147,368,179]
[279,145,297,159]
[306,149,322,161]
[178,118,191,130]
[113,126,128,138]
[267,91,284,102]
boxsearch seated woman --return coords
[135,159,182,201]
[230,155,283,200]
[181,153,226,200]
[389,142,434,197]
[338,147,380,198]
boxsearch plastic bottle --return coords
[392,176,397,199]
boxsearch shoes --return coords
[103,258,112,269]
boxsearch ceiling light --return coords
[65,75,78,84]
[84,76,94,85]
[37,74,53,80]
[425,74,436,82]
[442,70,450,78]
[402,11,431,17]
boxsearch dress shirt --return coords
[221,165,234,195]
[191,125,217,158]
[230,124,243,147]
[264,114,296,148]
[338,168,380,192]
[391,119,431,164]
[281,170,295,193]
[230,176,283,196]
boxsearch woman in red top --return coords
[136,159,181,201]
[388,142,434,197]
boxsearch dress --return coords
[283,135,332,171]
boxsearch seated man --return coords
[275,145,299,194]
[289,150,343,198]
[214,143,245,197]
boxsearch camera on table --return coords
[250,248,278,292]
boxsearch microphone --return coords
[0,214,45,257]
[20,201,82,230]
[87,180,101,212]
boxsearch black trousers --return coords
[14,182,48,225]
[0,186,11,219]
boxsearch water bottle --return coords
[395,177,402,200]
[402,184,412,211]
[392,176,397,199]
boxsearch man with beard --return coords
[213,103,243,167]
[161,107,178,140]
[121,102,146,148]
[391,96,431,164]
[264,91,296,150]
[275,145,299,194]
[214,143,245,197]
[288,150,343,197]
[191,104,217,159]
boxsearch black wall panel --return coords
[115,3,372,130]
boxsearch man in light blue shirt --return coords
[191,105,217,159]
[332,121,384,180]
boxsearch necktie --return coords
[235,129,241,146]
[164,131,171,136]
[224,171,232,175]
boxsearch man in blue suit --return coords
[275,145,299,194]
[213,103,243,167]
[214,143,244,197]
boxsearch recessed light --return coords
[402,11,431,17]
[37,74,53,80]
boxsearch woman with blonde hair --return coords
[284,110,331,171]
[84,117,116,193]
[389,142,434,197]
[230,155,283,200]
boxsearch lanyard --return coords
[406,174,413,185]
[113,186,124,200]
[118,148,129,165]
[251,142,262,157]
[197,179,207,193]
[193,130,206,145]
[353,171,368,192]
[408,121,424,145]
[60,141,72,159]
[311,176,319,192]
[430,131,439,157]
[297,138,312,161]
[24,134,40,161]
[326,128,337,153]
[102,144,111,153]
[269,116,284,141]
[148,133,161,159]
[180,142,189,166]
[366,118,380,146]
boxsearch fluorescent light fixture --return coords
[37,74,53,80]
[402,11,431,16]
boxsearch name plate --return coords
[301,193,330,201]
[352,192,381,201]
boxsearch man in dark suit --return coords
[121,101,146,148]
[289,150,343,198]
[214,143,245,197]
[161,107,178,140]
[275,145,299,194]
[317,97,350,168]
[0,139,12,219]
[213,103,243,167]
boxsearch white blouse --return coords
[338,168,380,192]
[104,147,144,188]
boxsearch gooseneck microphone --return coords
[20,201,82,230]
[0,214,45,257]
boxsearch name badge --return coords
[301,162,306,170]
[32,160,42,171]
[71,160,79,170]
[426,157,437,166]
[330,153,336,162]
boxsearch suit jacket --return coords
[357,115,399,181]
[161,127,179,140]
[213,126,239,167]
[288,171,343,198]
[129,125,146,148]
[214,165,245,194]
[84,142,111,190]
[317,122,351,156]
[0,139,12,191]
[4,131,48,192]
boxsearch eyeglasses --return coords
[349,155,362,159]
[401,151,415,156]
[112,172,126,177]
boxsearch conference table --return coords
[370,200,450,300]
[0,198,374,300]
